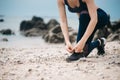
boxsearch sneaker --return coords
[66,52,85,62]
[97,38,106,55]
[82,44,89,57]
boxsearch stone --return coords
[0,29,14,35]
[0,19,4,22]
[19,16,77,43]
[43,25,76,43]
[20,16,46,36]
[107,29,120,41]
[2,38,8,42]
[46,19,59,30]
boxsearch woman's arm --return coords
[80,0,98,43]
[57,0,69,44]
[74,0,98,52]
[57,0,73,52]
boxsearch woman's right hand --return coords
[65,42,74,53]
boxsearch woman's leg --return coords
[77,8,109,57]
[77,13,99,57]
[66,9,109,61]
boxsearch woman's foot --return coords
[97,38,106,55]
[66,52,85,62]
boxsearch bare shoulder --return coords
[57,0,65,5]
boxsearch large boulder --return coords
[107,29,120,41]
[20,16,47,36]
[109,20,120,32]
[19,16,77,43]
[46,19,60,30]
[94,26,111,40]
[43,25,77,43]
[20,16,46,31]
[106,20,120,41]
[32,16,43,22]
[20,20,35,31]
[0,29,14,35]
[21,28,47,37]
[94,15,120,41]
[33,21,46,30]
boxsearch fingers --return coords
[65,45,74,53]
[66,48,73,53]
[66,47,73,53]
[73,46,83,53]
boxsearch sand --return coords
[0,40,120,80]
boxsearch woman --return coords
[57,0,109,61]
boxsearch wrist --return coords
[78,38,86,45]
[81,36,88,43]
[65,40,71,45]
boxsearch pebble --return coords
[2,38,8,42]
[106,66,110,69]
[28,69,32,72]
[41,78,44,80]
[17,60,23,64]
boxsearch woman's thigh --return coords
[96,8,109,29]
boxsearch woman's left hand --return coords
[73,40,85,53]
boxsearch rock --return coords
[0,19,4,22]
[19,16,77,43]
[109,20,120,32]
[2,38,8,42]
[0,29,14,35]
[107,20,120,41]
[42,25,63,43]
[107,29,120,41]
[94,18,120,41]
[17,60,23,64]
[106,67,110,69]
[32,16,43,22]
[20,16,46,31]
[22,28,47,37]
[94,26,111,40]
[28,69,32,72]
[46,19,59,30]
[43,25,76,43]
[33,21,46,30]
[20,20,35,31]
[20,16,47,36]
[41,78,44,80]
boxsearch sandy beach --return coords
[0,39,120,80]
[0,0,120,79]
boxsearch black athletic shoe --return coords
[66,52,85,62]
[97,38,106,55]
[82,44,89,57]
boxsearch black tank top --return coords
[64,0,88,13]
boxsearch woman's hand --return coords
[73,40,85,53]
[65,42,74,53]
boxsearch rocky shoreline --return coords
[0,16,119,43]
[19,16,77,43]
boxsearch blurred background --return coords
[0,0,120,20]
[0,0,120,45]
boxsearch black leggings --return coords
[77,8,109,53]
